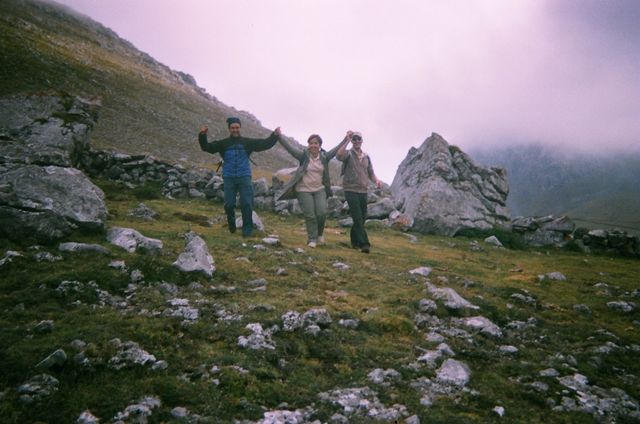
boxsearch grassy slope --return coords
[0,0,299,175]
[0,180,638,423]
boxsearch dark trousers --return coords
[344,191,370,249]
[223,176,253,236]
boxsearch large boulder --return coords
[391,133,510,236]
[0,93,100,167]
[0,93,106,243]
[0,165,107,242]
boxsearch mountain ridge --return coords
[471,144,640,235]
[0,0,302,177]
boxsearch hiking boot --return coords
[318,235,325,245]
[307,241,317,248]
[361,246,370,254]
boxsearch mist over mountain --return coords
[471,144,640,234]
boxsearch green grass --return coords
[1,180,638,423]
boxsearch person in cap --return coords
[276,132,350,248]
[336,131,382,253]
[198,117,281,237]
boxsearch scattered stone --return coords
[247,278,268,288]
[338,319,359,329]
[409,267,432,277]
[302,308,332,327]
[484,236,503,247]
[107,227,163,253]
[538,272,566,282]
[130,269,144,284]
[17,374,59,402]
[492,406,505,417]
[573,304,592,314]
[282,311,303,332]
[529,381,549,393]
[35,348,67,370]
[33,251,63,262]
[0,251,23,267]
[58,242,110,255]
[238,323,277,350]
[112,396,161,423]
[499,345,518,354]
[262,237,280,246]
[436,359,471,387]
[462,316,503,337]
[77,410,100,424]
[333,262,350,270]
[539,368,560,378]
[368,368,402,385]
[318,387,407,421]
[510,293,537,306]
[172,231,215,277]
[128,202,158,220]
[34,320,54,334]
[257,408,313,424]
[418,299,438,313]
[109,341,161,370]
[607,301,636,313]
[426,282,479,310]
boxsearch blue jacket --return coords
[198,131,279,177]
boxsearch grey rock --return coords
[107,227,163,253]
[17,374,59,402]
[172,231,215,277]
[368,368,401,385]
[607,301,636,313]
[418,299,438,313]
[282,311,303,332]
[77,410,100,424]
[499,345,519,354]
[318,387,407,420]
[409,267,432,277]
[338,319,359,329]
[391,133,510,236]
[573,304,592,314]
[436,359,471,387]
[484,235,503,247]
[109,341,159,370]
[127,202,158,220]
[112,396,161,423]
[0,166,107,242]
[262,237,280,246]
[539,368,560,378]
[35,348,67,370]
[463,316,503,337]
[367,197,395,219]
[238,323,276,350]
[426,282,479,310]
[538,272,567,282]
[34,320,54,334]
[302,308,332,326]
[58,242,110,255]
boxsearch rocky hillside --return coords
[0,0,302,175]
[472,145,640,235]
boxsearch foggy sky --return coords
[55,0,640,182]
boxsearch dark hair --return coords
[226,117,241,127]
[307,134,323,146]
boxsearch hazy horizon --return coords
[54,0,639,182]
